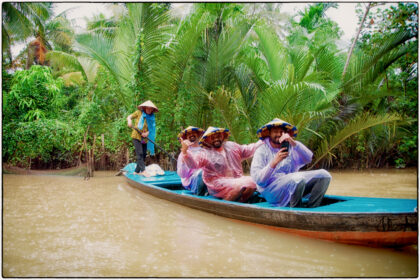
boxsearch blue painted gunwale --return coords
[122,163,417,214]
[123,163,418,246]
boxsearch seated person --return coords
[177,126,207,195]
[250,118,331,208]
[182,126,262,202]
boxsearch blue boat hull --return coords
[122,163,417,247]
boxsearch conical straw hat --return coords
[138,100,159,113]
[177,126,205,140]
[257,118,298,139]
[198,126,230,147]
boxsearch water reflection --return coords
[3,169,418,277]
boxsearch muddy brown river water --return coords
[2,168,418,277]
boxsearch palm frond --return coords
[74,32,130,106]
[233,64,260,133]
[78,57,99,84]
[205,21,253,90]
[2,3,34,40]
[46,50,88,81]
[254,24,288,81]
[207,87,244,142]
[288,45,315,82]
[74,33,120,83]
[151,11,211,101]
[113,3,171,99]
[61,72,85,87]
[310,112,402,168]
[343,30,415,93]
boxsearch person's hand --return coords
[141,131,149,138]
[270,148,288,168]
[181,139,193,154]
[127,119,132,128]
[279,133,296,147]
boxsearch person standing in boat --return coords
[177,126,207,195]
[182,126,263,202]
[250,118,331,208]
[126,100,158,175]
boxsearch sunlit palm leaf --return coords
[61,72,85,86]
[46,50,88,81]
[78,57,99,84]
[254,25,287,81]
[74,33,120,83]
[113,3,171,100]
[289,45,315,82]
[151,11,211,101]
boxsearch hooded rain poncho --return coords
[177,146,204,194]
[251,138,331,206]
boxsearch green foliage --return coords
[4,65,66,122]
[349,2,418,168]
[298,3,338,32]
[2,67,14,93]
[3,119,80,167]
[2,3,417,170]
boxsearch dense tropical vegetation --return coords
[2,2,418,170]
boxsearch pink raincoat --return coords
[184,141,262,201]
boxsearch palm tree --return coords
[25,8,75,69]
[2,2,52,65]
[150,3,257,143]
[241,17,409,167]
[64,3,171,108]
[2,2,76,70]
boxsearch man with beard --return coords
[250,118,331,207]
[177,126,207,195]
[182,127,263,202]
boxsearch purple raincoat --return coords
[250,138,331,206]
[177,146,203,193]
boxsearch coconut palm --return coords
[2,2,52,65]
[2,2,76,70]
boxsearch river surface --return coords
[2,168,418,277]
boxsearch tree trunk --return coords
[126,147,130,165]
[78,126,90,166]
[84,133,95,179]
[99,133,106,170]
[342,3,372,78]
[91,134,96,173]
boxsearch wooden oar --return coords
[114,169,125,176]
[115,127,178,176]
[132,127,177,163]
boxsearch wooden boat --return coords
[122,163,418,247]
